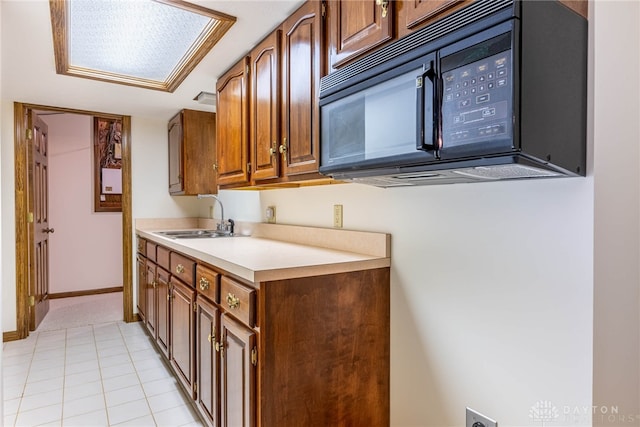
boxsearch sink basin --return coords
[154,229,231,239]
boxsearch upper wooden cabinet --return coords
[281,0,324,179]
[328,0,393,70]
[216,57,251,187]
[168,109,217,195]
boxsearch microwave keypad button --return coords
[497,78,507,87]
[471,78,477,85]
[482,108,496,118]
[446,93,454,102]
[479,75,486,82]
[459,99,471,108]
[478,84,486,92]
[487,72,495,80]
[497,68,507,77]
[488,82,495,90]
[476,94,490,104]
[471,87,477,94]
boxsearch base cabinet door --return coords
[156,267,171,358]
[136,255,146,322]
[145,260,157,338]
[196,296,219,427]
[171,278,196,398]
[220,314,256,427]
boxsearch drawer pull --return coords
[226,293,240,309]
[175,264,185,274]
[199,277,210,291]
[208,332,215,343]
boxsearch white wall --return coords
[46,113,122,293]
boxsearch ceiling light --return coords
[49,0,236,92]
[194,91,216,106]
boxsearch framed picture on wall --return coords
[93,117,122,212]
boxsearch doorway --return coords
[13,102,134,340]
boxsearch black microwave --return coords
[319,0,587,187]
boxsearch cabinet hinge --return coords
[28,295,35,307]
[245,64,250,75]
[26,128,33,140]
[193,302,198,312]
[193,381,197,394]
[27,212,34,223]
[321,1,326,18]
[251,346,257,366]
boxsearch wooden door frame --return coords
[12,102,134,340]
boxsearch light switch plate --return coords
[466,408,497,427]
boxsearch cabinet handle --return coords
[269,141,277,156]
[215,341,225,356]
[199,277,210,291]
[208,332,215,343]
[279,138,287,154]
[175,264,185,274]
[226,293,240,309]
[376,0,389,18]
[153,281,157,289]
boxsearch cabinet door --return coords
[196,296,219,427]
[216,57,251,187]
[182,110,217,194]
[220,314,256,427]
[145,260,157,338]
[404,0,460,28]
[156,267,170,358]
[328,0,393,69]
[250,30,281,182]
[281,0,324,177]
[136,255,146,322]
[171,278,196,398]
[168,112,184,194]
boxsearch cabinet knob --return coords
[213,163,218,171]
[279,142,287,154]
[199,277,210,291]
[226,293,240,309]
[269,141,277,156]
[175,264,185,274]
[208,332,215,343]
[43,227,55,234]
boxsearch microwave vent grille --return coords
[320,0,513,94]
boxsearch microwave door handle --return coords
[416,61,440,155]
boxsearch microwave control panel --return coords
[441,50,513,148]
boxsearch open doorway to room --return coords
[13,102,134,339]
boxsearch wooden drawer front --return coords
[170,252,195,287]
[146,242,157,262]
[196,264,220,303]
[157,246,170,270]
[137,237,146,256]
[220,276,255,327]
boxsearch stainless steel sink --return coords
[154,229,231,239]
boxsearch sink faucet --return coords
[197,194,227,232]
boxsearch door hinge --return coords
[28,295,35,307]
[247,163,251,175]
[193,381,197,394]
[26,128,33,140]
[27,212,34,223]
[322,1,326,18]
[193,302,198,312]
[251,346,257,366]
[245,64,250,75]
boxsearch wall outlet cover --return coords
[466,407,497,427]
[266,206,276,223]
[333,204,343,228]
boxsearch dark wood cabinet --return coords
[156,267,170,358]
[250,30,282,182]
[171,277,196,398]
[220,313,256,427]
[168,109,217,195]
[328,0,393,70]
[196,296,219,427]
[144,260,157,338]
[136,253,146,322]
[280,0,324,179]
[216,57,251,187]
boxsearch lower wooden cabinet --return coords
[171,278,196,399]
[196,296,219,427]
[220,313,256,427]
[136,254,146,322]
[136,236,390,427]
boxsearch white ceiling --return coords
[1,0,305,120]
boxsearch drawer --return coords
[137,237,146,256]
[170,252,195,287]
[146,242,157,262]
[220,276,255,327]
[196,264,220,303]
[157,246,170,270]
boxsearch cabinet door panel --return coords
[156,267,170,358]
[171,278,195,398]
[220,314,255,427]
[404,0,460,28]
[282,1,323,177]
[329,0,393,69]
[216,58,250,187]
[250,31,281,182]
[196,297,219,427]
[145,261,156,338]
[168,113,183,194]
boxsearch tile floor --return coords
[2,321,203,426]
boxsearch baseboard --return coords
[3,330,21,342]
[49,286,123,299]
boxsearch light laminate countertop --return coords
[136,219,391,283]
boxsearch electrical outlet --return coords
[266,206,276,224]
[333,204,343,228]
[466,408,497,427]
